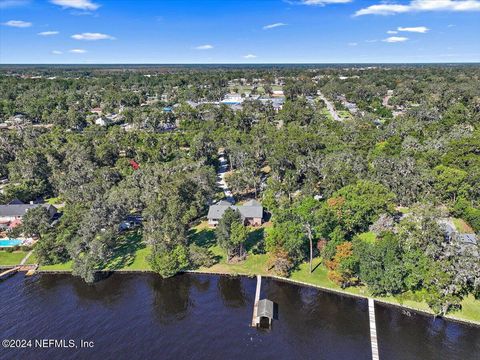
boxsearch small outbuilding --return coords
[256,299,274,329]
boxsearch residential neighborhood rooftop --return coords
[0,204,56,218]
[207,199,263,221]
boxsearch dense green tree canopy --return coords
[0,65,478,315]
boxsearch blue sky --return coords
[1,0,479,63]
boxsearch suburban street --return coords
[318,91,342,121]
[217,151,235,204]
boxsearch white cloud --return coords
[398,26,429,33]
[69,48,87,53]
[194,44,213,50]
[0,0,30,8]
[292,0,352,5]
[243,54,257,59]
[355,0,480,16]
[355,4,410,16]
[51,50,63,54]
[413,0,480,11]
[71,32,114,40]
[38,31,59,36]
[387,30,398,34]
[263,22,287,30]
[383,36,409,43]
[50,0,100,10]
[348,42,358,46]
[2,20,32,27]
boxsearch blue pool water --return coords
[0,239,23,247]
[221,101,242,105]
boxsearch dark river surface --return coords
[0,273,479,360]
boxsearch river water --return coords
[0,273,478,360]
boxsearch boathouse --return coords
[256,299,274,328]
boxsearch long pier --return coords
[251,275,262,326]
[369,298,380,360]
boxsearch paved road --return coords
[217,151,235,204]
[318,91,342,121]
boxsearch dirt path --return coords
[20,250,33,265]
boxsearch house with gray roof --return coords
[439,219,478,254]
[456,233,478,246]
[207,199,263,227]
[0,204,57,227]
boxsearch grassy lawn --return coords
[452,295,480,323]
[320,107,335,121]
[199,245,269,276]
[191,221,270,275]
[228,85,268,95]
[116,246,152,271]
[40,230,151,272]
[24,251,37,264]
[45,197,62,205]
[337,110,353,120]
[290,258,334,287]
[40,260,73,271]
[0,251,27,266]
[397,206,410,214]
[451,217,474,233]
[357,231,377,243]
[104,231,147,270]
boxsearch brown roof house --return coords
[207,200,263,227]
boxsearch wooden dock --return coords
[369,298,380,360]
[251,275,262,327]
[0,266,20,278]
[0,264,38,279]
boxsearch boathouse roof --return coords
[257,299,274,319]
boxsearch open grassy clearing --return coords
[0,251,27,266]
[452,217,474,233]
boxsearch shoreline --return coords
[25,267,480,328]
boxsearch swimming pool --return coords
[0,239,23,247]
